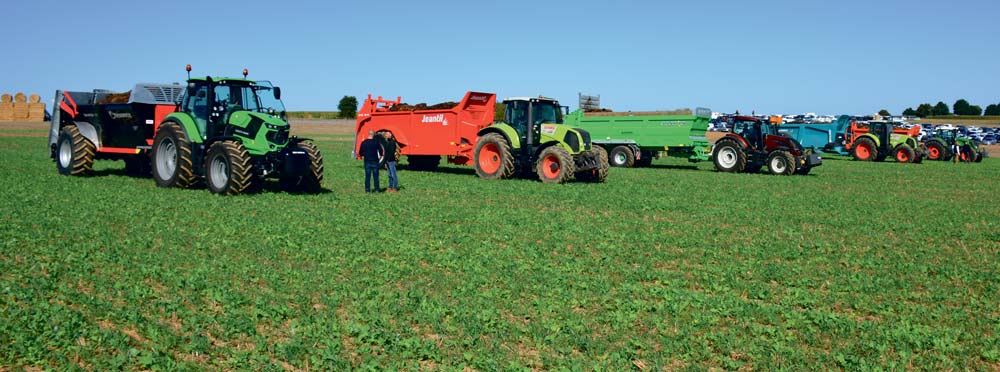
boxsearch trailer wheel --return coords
[280,141,324,193]
[893,145,916,163]
[575,145,608,183]
[766,150,795,176]
[205,140,256,195]
[124,155,152,177]
[852,138,877,161]
[56,125,95,176]
[712,139,746,173]
[609,146,635,167]
[407,155,441,171]
[474,133,515,179]
[152,122,197,188]
[925,140,947,161]
[536,146,575,183]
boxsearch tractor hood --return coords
[227,111,291,155]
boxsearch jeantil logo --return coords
[470,95,489,103]
[422,114,445,123]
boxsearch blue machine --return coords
[776,115,852,155]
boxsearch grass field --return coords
[286,112,342,120]
[1,125,998,371]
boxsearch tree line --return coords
[896,99,1000,117]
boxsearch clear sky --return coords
[4,0,998,115]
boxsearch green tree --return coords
[932,101,950,116]
[902,107,917,116]
[337,96,358,119]
[915,103,934,117]
[969,105,983,116]
[878,109,891,117]
[985,104,1000,116]
[953,99,972,115]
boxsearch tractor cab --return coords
[502,97,566,148]
[729,116,782,150]
[867,122,892,146]
[183,76,285,140]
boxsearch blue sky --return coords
[4,0,998,115]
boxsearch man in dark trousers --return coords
[382,131,399,192]
[359,130,382,192]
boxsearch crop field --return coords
[1,122,998,371]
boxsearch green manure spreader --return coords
[562,108,713,167]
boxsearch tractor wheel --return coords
[205,140,256,195]
[55,125,95,176]
[152,122,197,188]
[609,145,635,167]
[766,150,796,176]
[280,141,324,193]
[960,145,975,163]
[536,146,575,183]
[893,145,916,163]
[124,155,152,177]
[925,140,947,161]
[474,133,515,180]
[407,155,441,171]
[576,145,608,183]
[712,139,747,173]
[852,137,877,161]
[975,150,984,163]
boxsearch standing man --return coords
[951,140,960,164]
[359,130,382,192]
[383,131,399,192]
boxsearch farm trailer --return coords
[560,108,713,167]
[50,66,324,195]
[354,92,609,183]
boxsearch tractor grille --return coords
[266,127,290,144]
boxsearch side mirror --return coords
[187,82,197,97]
[273,87,281,100]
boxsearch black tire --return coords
[152,122,197,188]
[925,140,948,161]
[55,125,95,176]
[536,146,575,183]
[766,150,796,176]
[204,140,256,195]
[608,145,635,167]
[712,139,747,173]
[575,145,609,183]
[280,141,324,193]
[123,155,152,177]
[893,145,916,163]
[407,155,441,171]
[960,145,976,163]
[474,133,516,179]
[852,137,877,161]
[974,151,984,163]
[794,164,811,175]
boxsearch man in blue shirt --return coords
[359,131,382,193]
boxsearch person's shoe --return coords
[387,188,398,193]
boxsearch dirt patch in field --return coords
[289,119,355,136]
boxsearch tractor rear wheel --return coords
[124,155,151,177]
[152,122,197,188]
[536,146,575,183]
[852,138,877,161]
[925,140,947,161]
[474,133,515,179]
[893,145,916,163]
[205,140,256,195]
[576,145,608,183]
[766,150,796,176]
[56,125,95,176]
[609,145,635,167]
[712,139,747,173]
[280,141,324,193]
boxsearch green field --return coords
[1,134,998,371]
[286,112,341,120]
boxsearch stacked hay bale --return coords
[0,92,47,122]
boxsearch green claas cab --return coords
[473,96,609,183]
[152,66,324,194]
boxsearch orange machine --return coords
[353,91,496,166]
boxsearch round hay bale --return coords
[29,94,40,103]
[14,93,27,103]
[1,94,11,103]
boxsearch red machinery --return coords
[354,91,496,168]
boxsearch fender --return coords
[73,121,102,150]
[719,133,749,148]
[478,123,521,149]
[163,112,203,143]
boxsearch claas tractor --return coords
[923,128,985,162]
[845,121,924,163]
[473,96,609,183]
[150,66,323,194]
[712,115,822,175]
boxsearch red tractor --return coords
[712,115,822,175]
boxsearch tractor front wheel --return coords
[280,141,324,193]
[205,140,256,195]
[609,146,635,167]
[712,140,747,173]
[766,150,796,176]
[893,145,916,163]
[56,125,95,176]
[852,138,877,161]
[960,145,976,162]
[474,133,515,179]
[536,146,575,183]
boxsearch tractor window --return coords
[183,84,209,134]
[252,81,285,117]
[505,101,529,137]
[533,102,563,124]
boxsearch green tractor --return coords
[923,128,986,162]
[847,121,924,163]
[473,97,608,183]
[152,66,324,195]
